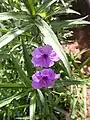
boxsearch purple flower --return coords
[32,69,60,89]
[32,45,60,67]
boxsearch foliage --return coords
[0,0,90,120]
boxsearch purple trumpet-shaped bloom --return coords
[32,68,60,89]
[32,45,60,67]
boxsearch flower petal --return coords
[32,81,41,89]
[32,48,42,58]
[41,57,53,67]
[54,74,60,80]
[39,45,52,54]
[50,50,60,62]
[32,57,43,67]
[32,45,60,67]
[32,71,41,81]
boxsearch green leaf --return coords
[37,0,57,13]
[37,89,45,105]
[11,55,31,87]
[0,24,33,49]
[22,39,33,77]
[0,83,27,88]
[8,0,14,4]
[15,89,31,100]
[74,49,89,59]
[54,8,80,16]
[0,94,17,108]
[65,8,80,15]
[71,95,78,119]
[46,8,80,18]
[80,57,90,69]
[0,48,10,61]
[29,92,36,120]
[23,0,35,16]
[16,116,31,119]
[56,79,87,86]
[36,18,71,77]
[51,18,90,30]
[0,12,31,20]
[0,90,30,108]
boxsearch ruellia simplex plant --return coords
[0,0,90,120]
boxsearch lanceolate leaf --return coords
[29,92,36,120]
[37,89,45,105]
[53,8,80,16]
[0,90,30,108]
[11,55,31,87]
[0,94,18,108]
[0,24,33,49]
[37,0,57,13]
[36,18,71,77]
[0,12,31,20]
[22,39,33,77]
[46,8,80,18]
[0,83,26,88]
[51,18,90,30]
[23,0,35,16]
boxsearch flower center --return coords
[43,76,48,80]
[43,54,48,59]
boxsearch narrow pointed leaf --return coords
[36,18,71,77]
[54,8,80,15]
[0,12,31,20]
[0,90,30,108]
[0,94,18,108]
[65,8,80,15]
[47,8,80,18]
[29,92,36,120]
[0,24,33,49]
[11,55,31,87]
[37,89,45,105]
[23,0,35,16]
[0,83,26,88]
[37,0,57,13]
[51,18,90,30]
[22,39,33,77]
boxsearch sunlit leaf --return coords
[80,57,90,69]
[0,94,17,108]
[0,90,30,108]
[37,89,45,105]
[71,94,78,118]
[29,92,36,120]
[51,17,90,30]
[16,116,31,119]
[36,18,71,77]
[55,8,80,15]
[0,24,33,49]
[37,0,57,13]
[65,8,80,15]
[47,8,80,18]
[0,12,31,20]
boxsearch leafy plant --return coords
[0,0,90,120]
